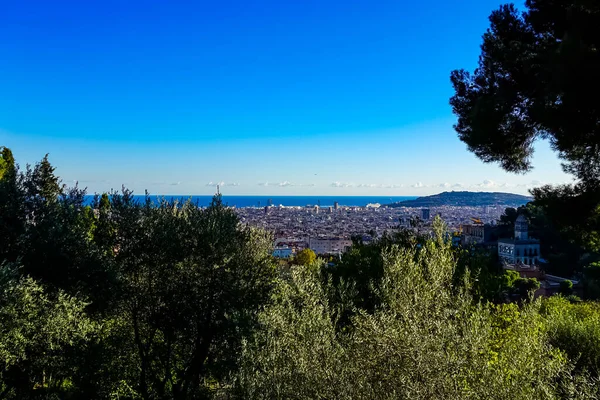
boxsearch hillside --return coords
[386,191,532,208]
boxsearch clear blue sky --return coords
[0,0,570,195]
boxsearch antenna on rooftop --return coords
[216,184,220,195]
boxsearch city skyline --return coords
[0,0,572,195]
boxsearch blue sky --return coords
[0,0,571,195]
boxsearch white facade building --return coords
[308,237,353,255]
[498,215,541,265]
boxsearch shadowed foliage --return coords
[450,0,600,255]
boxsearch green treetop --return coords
[294,248,317,266]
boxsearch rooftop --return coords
[498,238,540,245]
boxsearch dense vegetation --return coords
[1,148,600,399]
[0,148,278,398]
[386,191,531,208]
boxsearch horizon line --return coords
[80,191,531,197]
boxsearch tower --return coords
[515,214,528,240]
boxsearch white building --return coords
[498,215,541,266]
[308,237,353,255]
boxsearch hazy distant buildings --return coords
[399,216,411,228]
[461,222,500,249]
[462,223,485,246]
[236,203,507,257]
[421,208,430,220]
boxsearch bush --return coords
[560,280,574,296]
[233,221,594,399]
[541,296,600,376]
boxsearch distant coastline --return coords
[82,191,533,208]
[83,195,418,208]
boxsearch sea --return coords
[84,195,418,208]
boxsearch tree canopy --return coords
[0,149,278,398]
[450,0,600,186]
[294,248,317,266]
[450,0,600,254]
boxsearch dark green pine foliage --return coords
[0,147,25,263]
[16,156,114,311]
[93,192,117,254]
[450,0,600,182]
[450,0,600,253]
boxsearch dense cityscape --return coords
[237,202,508,255]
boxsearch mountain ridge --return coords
[386,191,532,208]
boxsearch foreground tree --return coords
[0,149,279,397]
[450,0,600,252]
[110,195,277,399]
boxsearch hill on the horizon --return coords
[386,191,532,208]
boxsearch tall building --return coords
[334,201,339,211]
[498,215,540,266]
[421,208,430,220]
[515,214,528,240]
